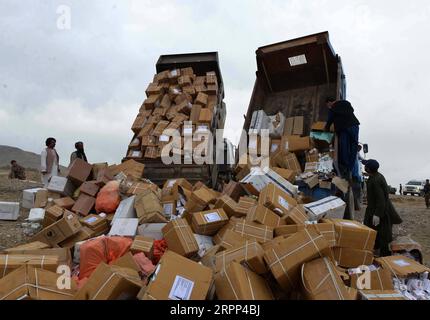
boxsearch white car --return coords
[403,180,425,196]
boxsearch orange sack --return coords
[79,236,132,279]
[95,180,121,214]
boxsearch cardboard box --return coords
[112,196,137,224]
[0,202,20,221]
[47,176,76,197]
[28,208,45,222]
[214,240,267,275]
[110,160,145,181]
[284,205,309,225]
[74,263,142,300]
[375,255,430,277]
[222,181,245,202]
[270,139,281,154]
[332,177,349,194]
[161,200,176,219]
[350,268,394,290]
[263,228,331,292]
[112,252,141,273]
[185,187,216,213]
[200,245,223,269]
[213,229,247,250]
[79,181,100,197]
[214,195,238,218]
[304,197,346,222]
[198,108,213,124]
[130,236,154,256]
[246,204,285,228]
[274,223,336,247]
[67,158,93,186]
[71,193,95,217]
[259,184,298,216]
[230,220,274,244]
[42,205,64,227]
[58,226,93,248]
[134,190,165,224]
[22,188,44,209]
[137,223,166,240]
[305,149,319,163]
[108,218,138,237]
[359,290,405,300]
[53,197,75,210]
[32,211,81,246]
[80,214,107,230]
[3,241,50,253]
[190,105,202,123]
[271,167,296,183]
[0,254,60,277]
[195,92,208,107]
[141,251,213,300]
[305,174,319,189]
[283,116,304,136]
[301,257,351,300]
[325,219,377,251]
[234,197,258,217]
[319,180,332,190]
[281,135,312,153]
[191,209,229,236]
[2,248,72,269]
[332,247,374,268]
[34,189,48,208]
[162,218,199,257]
[214,262,274,300]
[0,265,77,300]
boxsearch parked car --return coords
[388,185,397,195]
[403,180,425,196]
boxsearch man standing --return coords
[324,97,360,179]
[70,141,88,166]
[8,160,26,180]
[362,159,402,257]
[424,179,430,209]
[41,137,60,187]
[399,184,403,195]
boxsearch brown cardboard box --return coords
[190,105,202,123]
[214,195,238,218]
[174,92,193,105]
[110,160,145,181]
[305,149,319,163]
[375,255,430,277]
[359,290,405,300]
[130,236,154,256]
[301,257,352,300]
[222,181,245,202]
[74,263,142,300]
[214,240,267,275]
[131,114,147,133]
[305,174,319,189]
[67,158,93,186]
[71,194,95,217]
[0,265,77,300]
[213,229,247,250]
[234,197,258,217]
[281,135,312,153]
[178,75,192,87]
[79,181,100,197]
[200,245,223,269]
[58,226,93,248]
[332,177,349,194]
[350,268,394,290]
[191,209,229,236]
[284,205,309,225]
[214,262,273,300]
[198,108,213,124]
[324,219,377,251]
[161,200,176,219]
[145,83,162,97]
[152,120,170,136]
[271,167,296,183]
[162,218,199,257]
[263,228,331,292]
[144,146,160,159]
[183,86,196,97]
[80,214,107,230]
[4,241,50,253]
[143,94,161,110]
[32,211,82,246]
[141,250,213,300]
[246,204,286,228]
[111,252,141,273]
[270,139,282,154]
[3,248,72,269]
[332,247,374,268]
[53,197,75,210]
[231,220,274,244]
[42,205,64,227]
[319,180,332,190]
[34,189,48,208]
[259,184,297,216]
[195,92,208,107]
[274,222,336,247]
[185,187,216,213]
[134,190,166,224]
[292,116,304,135]
[0,254,60,277]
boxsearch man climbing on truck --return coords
[324,97,360,179]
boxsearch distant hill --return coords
[0,145,67,171]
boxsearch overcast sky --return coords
[1,0,429,188]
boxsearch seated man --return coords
[8,160,26,180]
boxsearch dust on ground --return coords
[1,169,429,265]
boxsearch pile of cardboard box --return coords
[127,67,220,161]
[2,157,430,300]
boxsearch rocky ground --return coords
[1,169,429,265]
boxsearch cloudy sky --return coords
[1,0,429,188]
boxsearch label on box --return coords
[163,203,173,216]
[393,259,411,267]
[204,212,222,223]
[168,275,194,300]
[271,144,279,153]
[288,54,307,66]
[85,216,98,224]
[159,135,170,142]
[278,196,291,211]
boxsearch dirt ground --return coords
[1,168,429,266]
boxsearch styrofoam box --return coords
[109,218,138,237]
[22,188,43,209]
[137,223,166,240]
[111,196,136,225]
[28,208,46,222]
[0,202,20,221]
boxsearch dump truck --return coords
[238,31,358,218]
[124,52,233,189]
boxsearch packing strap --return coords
[224,265,239,300]
[270,248,294,288]
[2,255,8,278]
[92,272,119,300]
[361,292,403,299]
[243,267,256,300]
[163,220,195,253]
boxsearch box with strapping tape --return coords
[229,219,274,244]
[246,204,286,228]
[304,197,346,221]
[0,254,60,278]
[258,184,297,216]
[214,195,238,218]
[359,290,405,300]
[274,222,336,247]
[324,219,377,251]
[374,255,430,278]
[263,228,331,292]
[130,236,154,256]
[213,228,247,250]
[140,250,213,300]
[349,268,394,290]
[301,257,352,300]
[191,209,229,236]
[284,205,309,225]
[234,197,257,217]
[162,218,199,257]
[214,262,274,300]
[214,240,267,275]
[332,247,374,268]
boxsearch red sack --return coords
[95,181,121,214]
[79,236,132,279]
[133,252,156,277]
[151,239,168,265]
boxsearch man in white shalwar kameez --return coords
[41,137,60,187]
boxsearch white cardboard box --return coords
[137,223,166,240]
[28,208,45,222]
[22,188,43,209]
[0,202,20,221]
[109,218,138,237]
[47,176,75,197]
[303,196,346,221]
[111,196,137,225]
